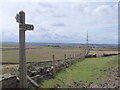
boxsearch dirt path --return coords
[74,66,119,88]
[88,66,119,88]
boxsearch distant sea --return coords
[1,42,118,48]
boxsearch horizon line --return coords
[1,41,118,45]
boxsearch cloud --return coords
[92,5,113,16]
[52,23,65,27]
[52,14,66,18]
[0,2,118,44]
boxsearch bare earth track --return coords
[73,66,119,88]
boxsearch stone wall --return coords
[0,74,17,88]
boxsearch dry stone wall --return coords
[0,52,119,88]
[0,74,17,88]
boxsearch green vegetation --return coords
[1,68,18,75]
[40,55,118,88]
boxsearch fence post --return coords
[64,54,66,60]
[69,54,72,63]
[52,54,56,78]
[73,54,75,62]
[64,54,66,67]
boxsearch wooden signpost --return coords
[15,11,34,88]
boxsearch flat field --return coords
[2,46,84,63]
[2,45,118,63]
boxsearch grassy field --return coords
[40,55,119,88]
[2,45,118,63]
[2,46,84,63]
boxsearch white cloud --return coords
[92,5,113,16]
[0,2,118,44]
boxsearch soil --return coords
[74,66,119,89]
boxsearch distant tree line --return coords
[47,45,60,47]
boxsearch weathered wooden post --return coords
[52,54,56,78]
[15,10,34,88]
[64,54,67,67]
[64,54,66,60]
[71,54,74,62]
[69,54,72,63]
[74,54,76,61]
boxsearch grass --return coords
[40,55,118,88]
[0,64,18,75]
[2,46,84,63]
[0,45,17,48]
[1,67,18,75]
[2,46,118,63]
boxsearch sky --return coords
[0,0,118,44]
